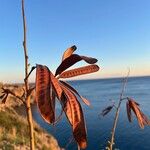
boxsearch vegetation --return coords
[0,1,149,150]
[0,106,61,150]
[0,0,99,149]
[101,73,150,150]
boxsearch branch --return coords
[108,70,130,150]
[2,88,26,105]
[22,0,29,94]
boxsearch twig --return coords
[2,88,25,105]
[24,66,36,82]
[108,70,130,150]
[22,0,35,149]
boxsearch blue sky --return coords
[0,0,150,83]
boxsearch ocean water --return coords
[32,76,150,150]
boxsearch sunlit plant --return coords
[34,45,99,149]
[0,0,100,149]
[100,73,150,150]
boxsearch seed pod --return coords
[36,64,55,124]
[62,45,77,61]
[60,83,87,149]
[101,105,114,116]
[59,65,99,79]
[49,70,63,99]
[126,101,132,122]
[128,98,150,128]
[60,80,90,106]
[55,54,98,76]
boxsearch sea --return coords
[32,76,150,150]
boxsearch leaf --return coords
[60,80,90,106]
[36,64,55,124]
[62,45,77,61]
[126,101,132,122]
[55,54,98,76]
[60,83,87,149]
[59,65,100,79]
[49,70,63,99]
[101,105,114,116]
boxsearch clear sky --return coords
[0,0,150,83]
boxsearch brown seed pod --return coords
[60,80,90,106]
[128,98,150,128]
[62,45,77,61]
[55,54,98,76]
[59,64,99,79]
[60,83,87,149]
[101,105,114,116]
[36,64,55,124]
[49,70,63,99]
[126,101,132,122]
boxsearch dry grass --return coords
[0,84,63,150]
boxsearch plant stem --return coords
[22,0,35,149]
[109,71,129,150]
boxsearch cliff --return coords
[0,83,63,150]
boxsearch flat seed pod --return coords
[128,100,144,128]
[126,101,132,122]
[80,56,98,64]
[128,99,150,129]
[60,80,90,106]
[49,70,63,99]
[60,84,87,149]
[62,45,77,61]
[101,105,114,117]
[36,64,55,124]
[59,65,99,79]
[141,112,150,125]
[55,54,98,76]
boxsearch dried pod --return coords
[36,64,55,123]
[127,98,150,128]
[60,80,90,106]
[49,70,63,99]
[59,65,99,79]
[101,105,114,116]
[60,84,87,149]
[55,54,98,76]
[62,45,77,61]
[126,101,132,122]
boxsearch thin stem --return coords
[24,66,36,82]
[22,0,35,149]
[109,70,130,150]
